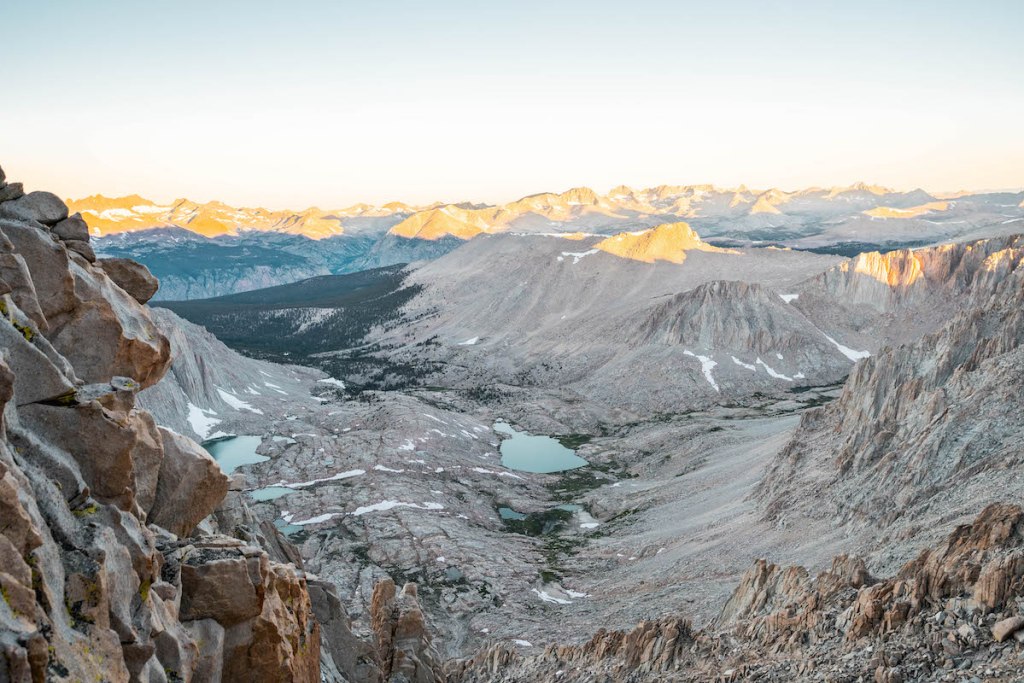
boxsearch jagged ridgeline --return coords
[0,170,446,682]
[81,185,1024,302]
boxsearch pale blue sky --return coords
[5,1,1023,207]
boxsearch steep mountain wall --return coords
[95,230,381,301]
[758,239,1024,562]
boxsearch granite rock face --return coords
[758,246,1024,554]
[98,257,160,304]
[0,170,333,683]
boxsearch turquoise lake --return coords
[494,422,588,473]
[202,435,268,474]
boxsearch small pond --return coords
[498,507,528,520]
[249,486,294,502]
[273,517,303,537]
[494,421,588,473]
[202,435,268,474]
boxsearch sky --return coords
[4,0,1023,208]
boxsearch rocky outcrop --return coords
[98,258,160,304]
[369,580,445,683]
[806,233,1024,311]
[715,504,1024,670]
[758,243,1024,549]
[0,168,326,682]
[451,505,1024,681]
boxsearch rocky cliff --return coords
[94,230,381,301]
[0,172,321,681]
[758,241,1024,561]
[793,235,1024,347]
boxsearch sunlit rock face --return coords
[592,222,735,263]
[803,235,1024,312]
[758,244,1024,549]
[66,194,417,240]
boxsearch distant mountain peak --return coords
[593,222,735,263]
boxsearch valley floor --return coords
[166,359,870,658]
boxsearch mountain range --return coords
[7,162,1024,682]
[77,184,1024,300]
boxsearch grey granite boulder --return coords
[99,257,160,304]
[0,190,68,225]
[148,426,229,536]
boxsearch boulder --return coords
[52,212,90,242]
[0,182,24,203]
[129,411,164,516]
[1,220,170,387]
[49,259,171,388]
[179,547,264,625]
[222,556,321,683]
[0,243,46,328]
[99,257,160,304]
[992,615,1024,642]
[148,426,229,536]
[65,238,97,262]
[0,219,77,325]
[0,191,69,225]
[17,400,138,508]
[0,300,77,405]
[0,460,44,561]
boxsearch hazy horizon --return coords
[7,0,1023,208]
[52,180,1024,214]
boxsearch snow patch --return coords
[471,467,524,480]
[351,500,445,516]
[290,512,341,526]
[823,334,871,362]
[317,377,346,389]
[755,358,793,381]
[272,469,365,489]
[683,350,719,392]
[731,356,756,371]
[186,403,221,440]
[373,465,405,473]
[560,249,598,264]
[779,293,799,303]
[216,388,264,414]
[458,337,480,346]
[532,589,572,605]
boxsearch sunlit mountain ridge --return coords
[69,182,1024,242]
